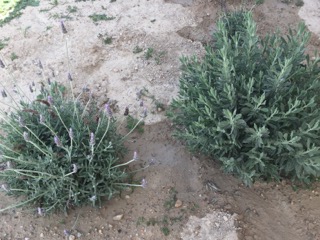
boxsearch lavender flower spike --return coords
[39,114,45,124]
[68,72,73,81]
[6,161,12,169]
[54,136,62,147]
[48,95,54,105]
[38,207,44,216]
[90,132,95,146]
[89,195,97,202]
[69,128,74,139]
[143,107,148,118]
[141,178,147,188]
[60,20,67,34]
[1,89,7,98]
[133,151,138,160]
[23,132,30,142]
[64,229,71,236]
[0,59,5,68]
[18,116,25,127]
[72,164,78,174]
[29,85,34,93]
[38,60,43,69]
[105,103,112,117]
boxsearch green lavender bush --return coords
[168,11,320,185]
[0,78,145,214]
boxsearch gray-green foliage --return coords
[168,11,320,185]
[0,81,142,214]
[89,13,115,22]
[0,38,9,51]
[0,0,39,27]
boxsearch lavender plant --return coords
[0,22,146,213]
[169,11,320,185]
[0,79,146,214]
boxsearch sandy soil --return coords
[0,0,320,239]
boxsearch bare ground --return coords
[0,0,320,239]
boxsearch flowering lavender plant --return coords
[0,79,146,214]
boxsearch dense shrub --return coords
[0,81,144,214]
[168,11,320,185]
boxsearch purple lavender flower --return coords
[23,132,29,142]
[63,229,71,236]
[141,178,147,188]
[0,59,5,68]
[133,151,138,160]
[143,107,148,118]
[48,96,53,105]
[136,90,142,99]
[72,164,78,174]
[89,195,97,202]
[149,158,156,165]
[140,100,144,107]
[39,114,44,124]
[54,136,62,147]
[1,90,7,98]
[60,21,67,34]
[13,86,18,94]
[6,161,12,169]
[105,104,112,117]
[37,207,44,216]
[29,85,34,93]
[18,116,25,127]
[69,128,74,139]
[82,85,90,93]
[89,132,95,146]
[38,60,43,69]
[68,72,73,81]
[124,106,129,116]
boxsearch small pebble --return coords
[40,233,44,238]
[113,214,124,221]
[68,235,76,240]
[224,204,232,210]
[223,216,228,221]
[175,199,183,208]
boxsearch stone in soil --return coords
[113,214,124,221]
[175,199,183,208]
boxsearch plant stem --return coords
[120,118,144,141]
[96,116,111,149]
[113,183,142,188]
[0,193,46,213]
[110,158,135,169]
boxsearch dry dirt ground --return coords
[0,0,320,239]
